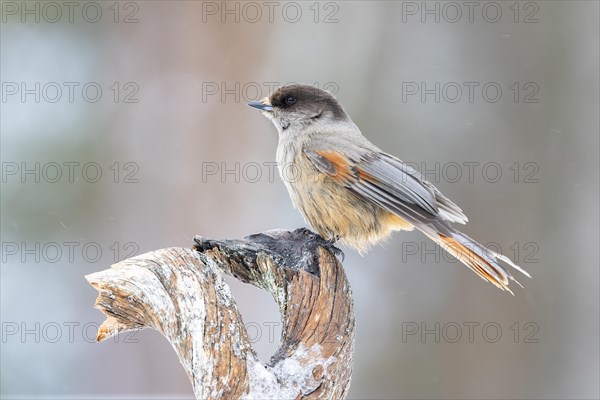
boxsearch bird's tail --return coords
[424,225,531,294]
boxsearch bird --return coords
[248,84,531,293]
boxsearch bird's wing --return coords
[303,149,468,226]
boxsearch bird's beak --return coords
[247,97,273,112]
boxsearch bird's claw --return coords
[306,232,344,262]
[327,242,345,262]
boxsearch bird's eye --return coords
[285,96,297,106]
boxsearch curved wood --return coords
[86,228,355,399]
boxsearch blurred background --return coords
[1,1,598,399]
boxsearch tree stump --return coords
[85,228,355,399]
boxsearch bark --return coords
[86,228,355,399]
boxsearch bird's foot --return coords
[304,231,344,262]
[327,241,345,262]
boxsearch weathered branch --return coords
[85,228,355,399]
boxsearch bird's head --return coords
[248,84,351,135]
